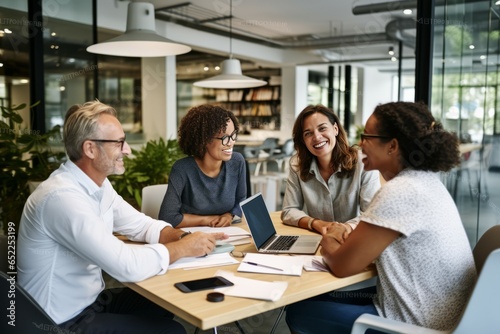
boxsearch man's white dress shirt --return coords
[17,160,171,324]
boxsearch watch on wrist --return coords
[307,217,317,231]
[179,231,191,240]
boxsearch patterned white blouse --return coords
[362,168,477,330]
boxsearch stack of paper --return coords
[168,253,239,270]
[237,253,304,276]
[301,255,329,272]
[215,270,288,301]
[182,226,251,246]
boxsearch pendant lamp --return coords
[87,2,191,57]
[193,0,266,88]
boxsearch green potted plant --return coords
[110,137,185,209]
[0,103,66,235]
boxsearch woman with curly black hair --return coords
[158,105,246,228]
[286,102,476,333]
[281,104,380,242]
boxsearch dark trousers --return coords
[286,286,382,334]
[60,287,186,334]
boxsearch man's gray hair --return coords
[63,100,117,162]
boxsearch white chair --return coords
[351,249,500,334]
[141,184,168,219]
[460,143,493,199]
[351,225,500,334]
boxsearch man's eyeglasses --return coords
[360,133,390,141]
[213,130,238,146]
[89,137,126,150]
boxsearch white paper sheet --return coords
[181,226,252,246]
[215,270,288,301]
[181,226,250,237]
[301,255,329,272]
[237,253,304,276]
[168,253,239,270]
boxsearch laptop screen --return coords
[240,193,276,249]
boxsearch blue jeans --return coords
[286,286,379,334]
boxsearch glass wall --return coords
[0,0,142,137]
[307,65,358,139]
[431,0,500,245]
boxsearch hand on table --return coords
[320,222,350,244]
[168,231,228,261]
[207,213,233,227]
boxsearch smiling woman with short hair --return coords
[159,104,247,228]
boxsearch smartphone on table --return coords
[174,276,234,293]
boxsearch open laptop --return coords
[240,193,321,254]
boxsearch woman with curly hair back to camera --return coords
[281,104,380,242]
[158,105,246,228]
[286,102,477,334]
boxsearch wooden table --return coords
[122,212,376,330]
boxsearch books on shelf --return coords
[251,104,273,116]
[228,90,244,101]
[215,90,228,102]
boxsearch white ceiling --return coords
[148,0,418,76]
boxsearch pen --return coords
[242,261,284,271]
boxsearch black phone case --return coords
[174,276,234,293]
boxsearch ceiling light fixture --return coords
[403,9,412,15]
[193,0,266,89]
[388,46,394,55]
[87,2,191,57]
[496,1,500,5]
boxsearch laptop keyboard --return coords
[267,235,298,251]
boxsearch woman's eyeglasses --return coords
[214,130,238,146]
[360,133,390,142]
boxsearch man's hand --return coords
[165,232,228,263]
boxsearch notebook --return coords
[240,193,321,254]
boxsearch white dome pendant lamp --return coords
[193,0,266,88]
[87,2,191,57]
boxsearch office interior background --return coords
[1,0,499,246]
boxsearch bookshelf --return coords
[177,82,281,130]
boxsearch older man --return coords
[17,100,226,333]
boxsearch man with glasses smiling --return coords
[17,100,226,333]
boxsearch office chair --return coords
[272,138,295,173]
[461,143,493,200]
[473,224,500,274]
[0,235,61,333]
[351,225,500,334]
[141,184,168,219]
